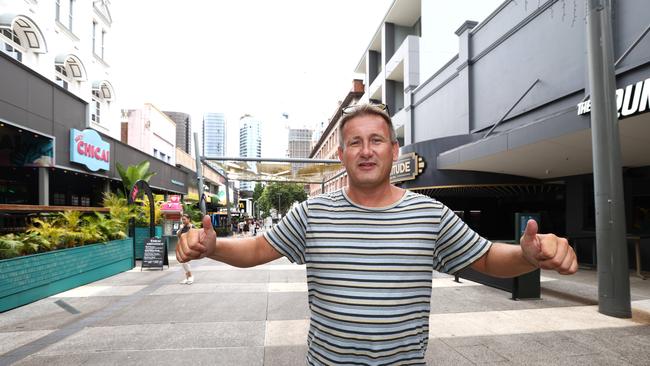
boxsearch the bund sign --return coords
[70,128,110,171]
[390,152,425,183]
[577,77,650,118]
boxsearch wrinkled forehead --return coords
[341,114,391,139]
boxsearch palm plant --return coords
[86,212,127,241]
[27,218,65,250]
[22,231,54,252]
[52,211,86,248]
[116,160,156,196]
[102,192,137,234]
[0,234,31,259]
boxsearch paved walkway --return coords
[1,255,649,365]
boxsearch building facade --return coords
[309,79,364,196]
[122,104,176,165]
[347,0,650,268]
[0,0,120,139]
[287,127,313,176]
[239,114,262,192]
[202,112,226,158]
[164,111,191,154]
[0,1,192,234]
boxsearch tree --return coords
[116,160,156,196]
[253,183,264,202]
[258,182,308,218]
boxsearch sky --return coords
[110,0,503,158]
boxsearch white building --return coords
[239,114,262,192]
[122,103,176,166]
[0,0,119,139]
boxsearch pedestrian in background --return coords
[176,213,194,284]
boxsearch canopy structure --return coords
[203,156,342,185]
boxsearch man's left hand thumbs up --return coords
[520,219,578,275]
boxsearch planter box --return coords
[0,238,134,312]
[134,226,163,259]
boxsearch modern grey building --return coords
[350,0,650,269]
[239,114,262,192]
[288,128,313,176]
[164,111,191,154]
[202,112,226,158]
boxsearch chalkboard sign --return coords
[141,237,168,270]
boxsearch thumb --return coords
[521,219,539,245]
[202,215,214,233]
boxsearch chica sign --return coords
[70,128,110,171]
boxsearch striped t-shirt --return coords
[263,189,491,365]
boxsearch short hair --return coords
[182,213,191,219]
[337,103,397,149]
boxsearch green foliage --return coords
[258,182,308,218]
[0,193,134,260]
[102,192,136,231]
[135,198,162,226]
[116,160,156,196]
[253,183,264,202]
[0,233,38,259]
[182,202,203,227]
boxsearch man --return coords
[177,104,577,365]
[176,213,194,284]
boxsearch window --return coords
[55,64,69,90]
[68,0,74,31]
[92,22,96,54]
[101,30,105,59]
[0,28,23,62]
[93,23,107,60]
[80,196,90,207]
[56,0,75,31]
[91,81,114,126]
[70,194,79,206]
[91,90,101,124]
[53,193,66,205]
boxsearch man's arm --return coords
[209,234,282,268]
[176,215,282,268]
[471,219,577,277]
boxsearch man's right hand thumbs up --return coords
[176,215,217,263]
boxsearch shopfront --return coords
[397,0,650,268]
[0,51,188,233]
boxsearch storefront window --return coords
[52,193,66,205]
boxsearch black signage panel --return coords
[142,237,167,270]
[390,152,425,183]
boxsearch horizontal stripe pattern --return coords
[264,189,491,365]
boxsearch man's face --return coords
[337,114,399,190]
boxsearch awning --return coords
[204,157,342,184]
[437,108,650,179]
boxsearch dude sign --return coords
[70,128,110,171]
